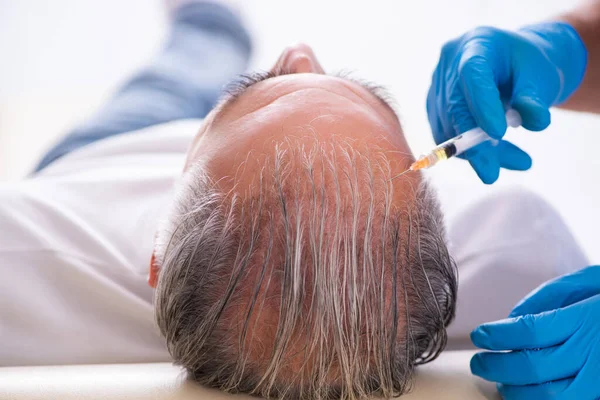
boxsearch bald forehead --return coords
[215,73,401,128]
[185,71,417,201]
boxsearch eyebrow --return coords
[218,70,399,118]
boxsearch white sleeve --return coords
[445,187,589,349]
[0,181,169,366]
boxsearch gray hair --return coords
[154,142,457,399]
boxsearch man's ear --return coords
[148,251,159,288]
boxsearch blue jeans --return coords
[34,2,251,171]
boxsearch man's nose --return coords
[272,43,325,74]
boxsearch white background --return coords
[0,0,598,261]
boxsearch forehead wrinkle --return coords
[336,76,400,124]
[229,86,394,128]
[216,74,287,115]
[336,79,399,126]
[217,73,398,125]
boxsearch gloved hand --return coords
[427,22,587,183]
[470,265,600,400]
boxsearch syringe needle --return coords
[389,168,411,181]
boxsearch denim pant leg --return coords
[34,2,251,172]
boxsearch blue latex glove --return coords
[427,22,587,184]
[470,265,600,400]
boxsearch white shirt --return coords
[0,120,201,366]
[0,120,588,365]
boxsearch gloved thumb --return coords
[465,141,501,184]
[511,91,551,132]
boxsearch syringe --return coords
[391,109,522,180]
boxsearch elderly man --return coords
[0,1,589,399]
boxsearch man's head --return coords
[152,44,457,399]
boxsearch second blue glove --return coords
[470,265,600,400]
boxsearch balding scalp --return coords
[154,141,457,400]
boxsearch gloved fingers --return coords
[464,142,500,184]
[498,378,573,400]
[428,41,461,144]
[426,77,447,143]
[564,357,600,400]
[457,40,507,139]
[470,309,577,351]
[470,345,582,385]
[510,265,600,318]
[510,90,551,131]
[463,140,530,183]
[448,85,479,137]
[496,140,532,171]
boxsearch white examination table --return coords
[0,350,499,400]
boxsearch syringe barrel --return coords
[451,128,496,156]
[506,108,522,128]
[450,109,521,156]
[419,109,522,169]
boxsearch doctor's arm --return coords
[561,0,600,113]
